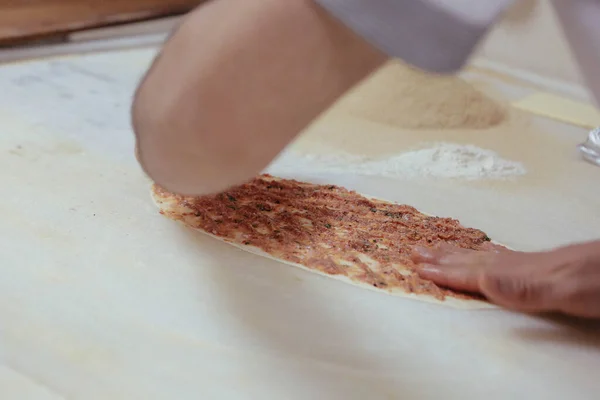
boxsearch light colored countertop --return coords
[0,48,599,399]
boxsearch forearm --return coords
[132,0,385,195]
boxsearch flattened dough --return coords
[152,176,502,309]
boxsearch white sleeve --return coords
[314,0,513,73]
[552,0,600,106]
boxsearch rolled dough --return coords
[151,183,500,310]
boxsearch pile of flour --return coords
[269,143,526,180]
[333,61,507,130]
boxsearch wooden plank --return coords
[68,16,182,42]
[0,34,166,64]
[0,0,201,44]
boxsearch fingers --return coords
[413,245,499,294]
[417,254,558,313]
[413,244,557,312]
[415,247,557,312]
[414,240,600,319]
[411,243,471,264]
[419,263,482,294]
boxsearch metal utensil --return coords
[578,127,600,166]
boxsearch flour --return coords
[269,143,526,180]
[333,61,507,130]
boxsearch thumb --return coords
[479,266,556,313]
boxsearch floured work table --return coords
[0,48,599,399]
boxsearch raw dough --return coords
[152,176,501,310]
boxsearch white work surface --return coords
[0,48,599,400]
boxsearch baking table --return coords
[0,48,599,399]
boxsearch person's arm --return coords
[132,0,385,195]
[315,0,513,73]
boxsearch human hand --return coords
[412,241,600,319]
[132,0,385,196]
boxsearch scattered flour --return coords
[269,143,526,180]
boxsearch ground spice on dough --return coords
[153,175,504,302]
[333,61,507,130]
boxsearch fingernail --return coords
[439,254,465,265]
[417,264,442,279]
[413,246,434,261]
